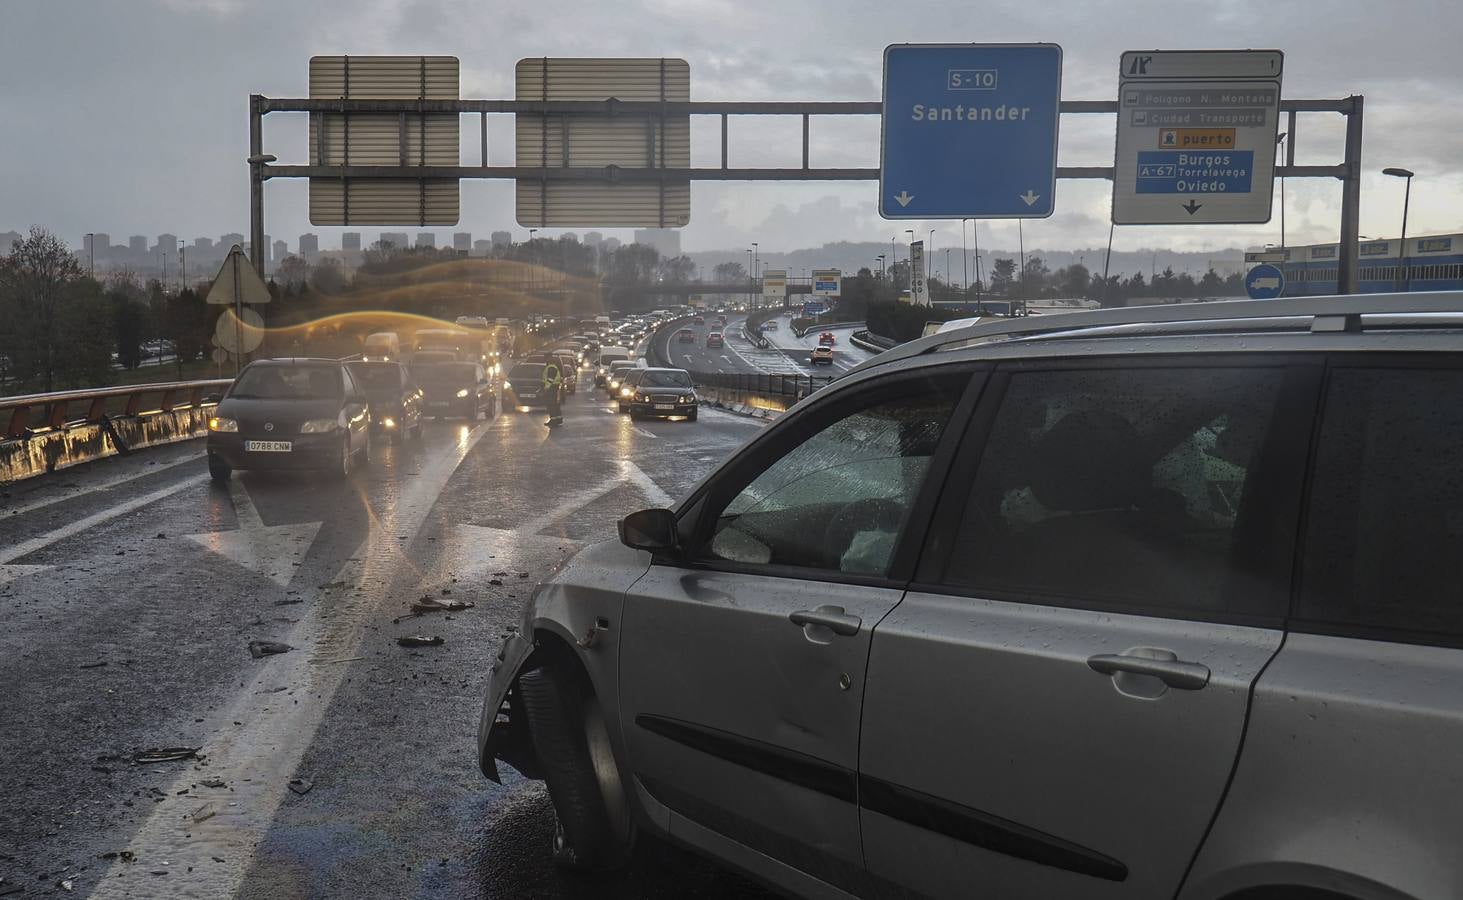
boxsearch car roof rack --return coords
[854,291,1463,372]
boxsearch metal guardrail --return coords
[692,371,834,400]
[2,379,233,440]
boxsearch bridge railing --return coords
[2,380,234,440]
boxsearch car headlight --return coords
[208,416,238,432]
[634,393,648,402]
[381,417,397,429]
[610,380,621,390]
[504,381,513,392]
[682,393,696,403]
[300,418,337,433]
[456,388,471,398]
[620,386,633,397]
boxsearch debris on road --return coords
[394,596,474,622]
[248,640,293,659]
[287,777,313,795]
[488,579,504,586]
[79,660,108,669]
[99,851,135,862]
[273,598,303,606]
[317,581,348,589]
[132,747,201,764]
[200,777,226,788]
[396,635,444,648]
[191,803,216,823]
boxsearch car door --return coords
[859,358,1320,899]
[618,366,979,896]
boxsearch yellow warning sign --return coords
[1158,128,1237,149]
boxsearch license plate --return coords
[245,440,291,452]
[655,404,674,411]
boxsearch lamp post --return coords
[961,219,969,293]
[85,233,94,279]
[747,248,755,308]
[1383,167,1415,292]
[876,255,885,280]
[751,242,759,308]
[178,239,186,291]
[972,221,982,310]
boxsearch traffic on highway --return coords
[5,5,1463,899]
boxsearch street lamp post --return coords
[85,233,94,279]
[876,255,885,280]
[1383,167,1415,292]
[751,242,759,308]
[961,219,969,293]
[972,222,982,311]
[179,239,186,291]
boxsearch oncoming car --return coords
[346,360,422,442]
[624,368,697,421]
[819,332,837,346]
[676,328,696,344]
[477,293,1463,900]
[206,358,371,481]
[705,331,725,348]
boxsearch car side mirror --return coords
[619,508,679,553]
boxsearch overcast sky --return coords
[3,0,1461,256]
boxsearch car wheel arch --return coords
[489,628,601,783]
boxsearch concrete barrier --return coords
[1,406,215,484]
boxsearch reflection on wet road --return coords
[0,383,771,899]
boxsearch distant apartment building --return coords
[272,240,288,266]
[1,230,22,253]
[220,232,245,250]
[87,233,112,260]
[561,232,579,243]
[415,232,436,249]
[342,232,362,252]
[155,233,177,256]
[583,231,603,248]
[453,232,472,252]
[491,230,512,249]
[473,239,493,257]
[602,236,622,252]
[129,235,148,254]
[379,232,409,250]
[633,228,681,259]
[298,233,320,262]
[194,237,214,254]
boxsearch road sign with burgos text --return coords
[1113,50,1282,225]
[880,43,1062,219]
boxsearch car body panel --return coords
[1181,633,1463,900]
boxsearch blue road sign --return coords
[880,43,1062,219]
[1245,263,1285,299]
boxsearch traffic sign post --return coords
[1113,50,1283,225]
[1245,263,1286,299]
[880,44,1062,219]
[909,241,929,306]
[811,269,841,297]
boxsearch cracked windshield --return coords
[3,1,1461,898]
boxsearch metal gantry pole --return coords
[249,95,266,278]
[1337,95,1364,295]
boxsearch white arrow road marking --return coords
[894,190,914,207]
[0,565,51,586]
[1021,190,1041,206]
[90,423,491,900]
[186,482,323,588]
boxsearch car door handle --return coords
[789,607,862,637]
[1087,654,1210,690]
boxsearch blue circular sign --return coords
[1245,264,1286,300]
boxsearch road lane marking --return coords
[4,453,203,517]
[185,482,324,588]
[0,474,208,565]
[0,564,51,586]
[89,424,490,900]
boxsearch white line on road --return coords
[0,474,208,565]
[90,423,491,900]
[4,452,203,517]
[633,426,659,439]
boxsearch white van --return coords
[594,347,633,386]
[363,332,401,362]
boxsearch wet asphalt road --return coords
[0,380,776,899]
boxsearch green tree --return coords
[162,287,209,378]
[0,226,113,391]
[1058,263,1090,298]
[989,257,1018,295]
[106,272,149,370]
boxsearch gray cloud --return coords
[2,0,1460,258]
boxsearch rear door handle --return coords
[1087,653,1210,690]
[789,606,862,637]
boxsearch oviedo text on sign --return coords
[1113,50,1283,225]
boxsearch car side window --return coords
[1299,366,1463,639]
[339,368,358,399]
[941,367,1288,617]
[699,374,965,577]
